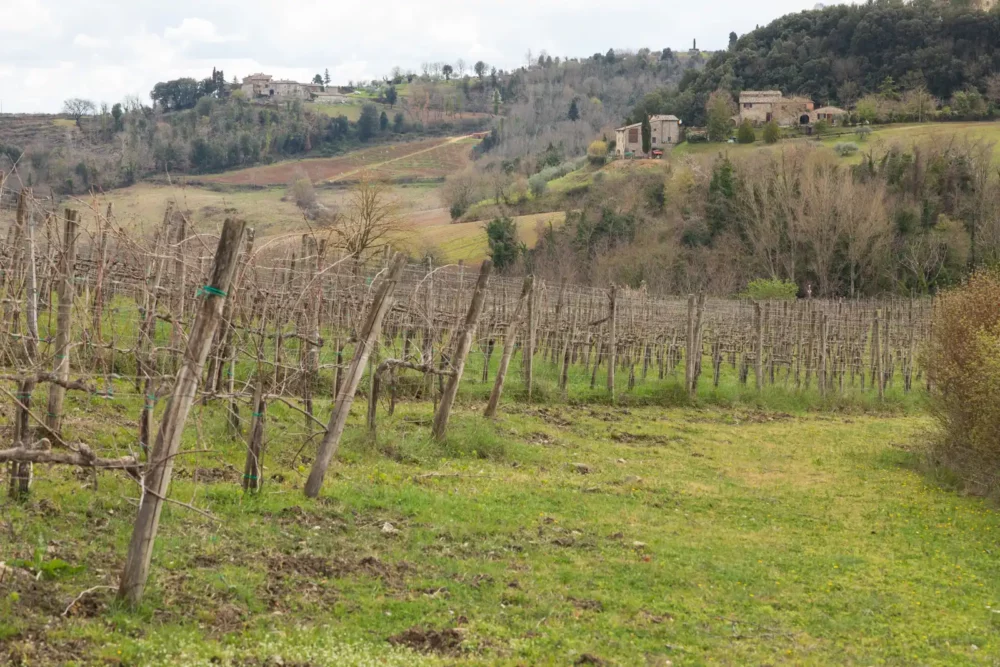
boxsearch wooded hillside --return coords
[640,0,1000,126]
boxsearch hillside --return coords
[639,2,1000,126]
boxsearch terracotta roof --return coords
[739,90,783,103]
[813,106,848,115]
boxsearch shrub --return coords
[855,126,872,141]
[587,140,608,165]
[485,215,524,272]
[528,173,547,197]
[834,142,859,157]
[762,121,781,144]
[288,176,316,210]
[742,278,798,300]
[686,131,708,143]
[736,120,755,144]
[927,270,1000,494]
[813,119,830,135]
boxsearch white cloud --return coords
[164,18,243,45]
[73,33,110,49]
[0,0,823,112]
[0,0,52,34]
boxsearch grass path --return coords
[324,134,477,184]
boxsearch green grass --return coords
[672,121,1000,165]
[5,382,1000,665]
[1,297,983,665]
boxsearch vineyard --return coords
[0,188,946,662]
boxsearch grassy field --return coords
[4,362,999,665]
[671,121,1000,164]
[198,137,462,186]
[59,179,549,264]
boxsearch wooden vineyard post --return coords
[169,216,187,373]
[606,286,617,402]
[485,275,532,418]
[304,253,407,498]
[752,302,763,391]
[818,313,828,398]
[684,295,695,395]
[422,257,435,399]
[242,382,266,492]
[118,218,246,605]
[45,209,78,438]
[8,378,37,499]
[432,260,493,440]
[560,303,579,395]
[523,278,536,401]
[690,293,705,396]
[874,309,884,400]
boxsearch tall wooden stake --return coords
[45,209,78,438]
[485,275,532,418]
[304,253,407,498]
[118,218,246,605]
[432,260,492,440]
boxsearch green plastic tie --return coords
[55,354,67,359]
[47,412,58,418]
[252,412,264,417]
[197,285,227,298]
[243,474,258,480]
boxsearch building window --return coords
[628,128,639,143]
[652,137,656,143]
[744,103,752,108]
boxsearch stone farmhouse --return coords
[240,73,313,101]
[615,114,681,157]
[738,90,816,126]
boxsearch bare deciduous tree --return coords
[334,172,403,259]
[62,98,96,126]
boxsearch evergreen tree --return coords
[706,90,735,142]
[324,68,331,85]
[485,216,523,272]
[357,104,379,141]
[568,98,580,121]
[763,121,781,144]
[641,113,651,155]
[379,111,389,132]
[385,85,398,108]
[737,119,755,144]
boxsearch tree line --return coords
[525,137,1000,297]
[630,0,1000,127]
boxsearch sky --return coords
[0,0,825,114]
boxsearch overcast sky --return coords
[0,0,824,113]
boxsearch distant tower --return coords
[693,38,697,50]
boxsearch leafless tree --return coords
[333,172,402,259]
[62,98,96,127]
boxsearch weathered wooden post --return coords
[485,275,532,418]
[242,383,266,492]
[304,253,407,498]
[118,218,246,606]
[433,260,492,440]
[874,309,884,400]
[818,313,828,397]
[45,209,78,438]
[606,286,617,402]
[523,278,536,400]
[754,302,764,391]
